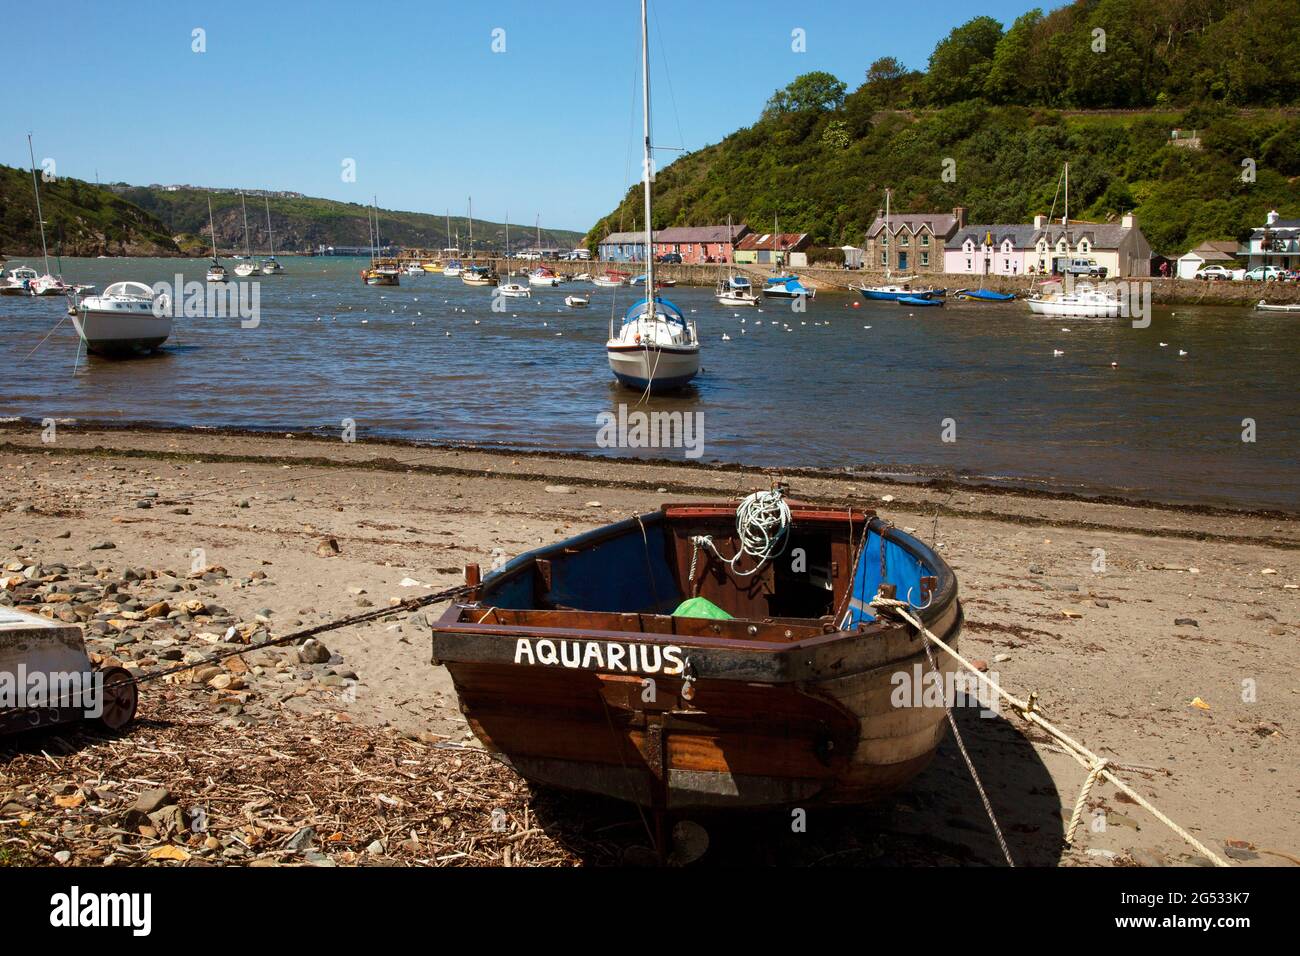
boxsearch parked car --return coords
[1062,257,1108,278]
[1195,265,1233,281]
[658,253,682,263]
[1243,265,1283,281]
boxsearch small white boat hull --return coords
[1255,299,1300,313]
[73,309,171,356]
[233,264,259,277]
[606,343,700,391]
[716,291,758,307]
[565,296,589,308]
[499,284,531,298]
[1026,295,1120,318]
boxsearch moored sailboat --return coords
[233,193,259,277]
[604,0,700,393]
[70,282,172,356]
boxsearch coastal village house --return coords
[651,224,750,263]
[1243,209,1300,271]
[733,232,811,268]
[598,223,751,263]
[944,214,1152,278]
[1175,240,1241,279]
[865,208,965,273]
[597,231,649,262]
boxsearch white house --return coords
[1243,210,1300,270]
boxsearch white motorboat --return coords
[29,274,72,296]
[565,295,589,308]
[1255,299,1300,313]
[716,273,757,306]
[605,0,700,393]
[592,271,628,288]
[404,262,424,275]
[443,260,463,277]
[1026,286,1120,317]
[499,282,531,298]
[572,272,592,283]
[71,281,171,356]
[528,267,561,287]
[1,264,38,295]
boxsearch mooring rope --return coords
[689,488,791,580]
[869,594,1230,867]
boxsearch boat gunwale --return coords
[429,502,960,682]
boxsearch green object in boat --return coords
[672,597,733,620]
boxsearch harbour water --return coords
[2,256,1296,511]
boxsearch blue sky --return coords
[6,0,1040,231]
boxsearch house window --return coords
[1004,258,1010,271]
[965,258,972,270]
[880,250,887,266]
[921,251,929,266]
[899,234,909,247]
[921,234,930,247]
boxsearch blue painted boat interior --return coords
[845,529,933,626]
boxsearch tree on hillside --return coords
[924,16,1004,105]
[986,9,1043,104]
[763,71,848,116]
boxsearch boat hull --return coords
[72,310,171,356]
[1026,296,1119,317]
[606,344,700,391]
[430,507,962,811]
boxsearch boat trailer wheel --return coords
[95,666,138,731]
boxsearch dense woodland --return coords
[587,0,1300,256]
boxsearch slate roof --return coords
[867,213,959,238]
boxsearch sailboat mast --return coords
[264,197,275,257]
[884,188,891,280]
[641,0,655,315]
[208,195,218,259]
[26,134,51,275]
[240,193,252,258]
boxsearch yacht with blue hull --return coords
[763,275,816,299]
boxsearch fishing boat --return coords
[205,195,227,282]
[260,198,284,274]
[0,264,38,295]
[422,261,444,273]
[529,266,562,287]
[233,194,260,277]
[593,271,628,288]
[461,264,498,286]
[762,275,816,299]
[1026,285,1119,317]
[429,491,962,816]
[605,2,700,393]
[443,258,464,277]
[954,288,1016,302]
[70,281,171,356]
[898,295,942,307]
[362,201,400,286]
[404,262,424,275]
[564,294,589,308]
[1255,299,1300,313]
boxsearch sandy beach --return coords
[1,423,1296,867]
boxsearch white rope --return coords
[869,594,1230,867]
[691,489,791,579]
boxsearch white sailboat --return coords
[233,193,259,276]
[498,213,531,298]
[22,134,71,296]
[605,0,700,392]
[260,197,283,274]
[715,215,757,306]
[205,195,227,282]
[1026,162,1120,318]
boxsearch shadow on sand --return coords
[527,703,1067,866]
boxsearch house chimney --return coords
[1033,214,1046,230]
[875,208,883,224]
[952,206,966,229]
[1121,213,1136,229]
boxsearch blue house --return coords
[598,230,652,262]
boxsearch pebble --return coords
[89,541,116,551]
[544,485,574,494]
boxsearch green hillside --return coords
[0,166,179,257]
[588,0,1300,256]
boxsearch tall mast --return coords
[26,134,51,275]
[368,201,375,265]
[208,195,219,260]
[446,208,452,253]
[641,0,655,315]
[240,193,252,259]
[264,197,276,257]
[467,197,473,259]
[884,188,891,280]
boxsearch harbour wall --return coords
[481,259,1300,306]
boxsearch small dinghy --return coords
[898,295,943,307]
[564,294,589,308]
[430,491,961,813]
[954,288,1016,301]
[1255,299,1300,313]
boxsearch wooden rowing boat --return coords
[430,499,962,813]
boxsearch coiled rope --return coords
[689,489,792,580]
[869,594,1230,867]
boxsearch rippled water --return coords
[2,256,1296,510]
